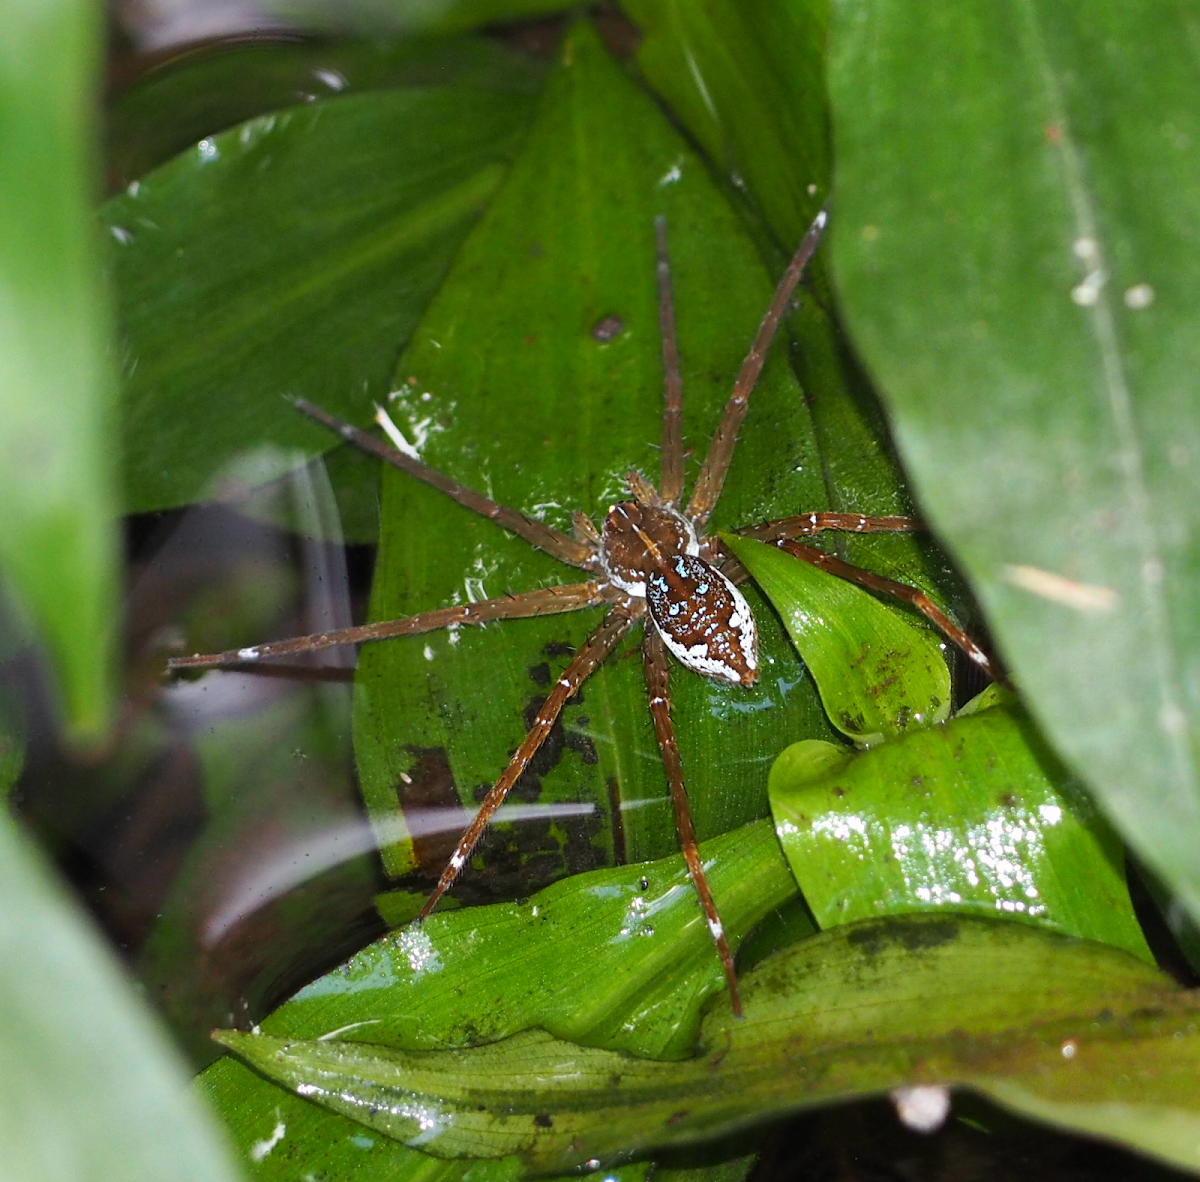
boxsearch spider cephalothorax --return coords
[170,208,997,1014]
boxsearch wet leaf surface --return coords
[107,35,548,192]
[223,821,795,1062]
[828,3,1200,927]
[216,915,1200,1175]
[770,703,1150,961]
[200,821,797,1176]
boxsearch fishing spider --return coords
[170,208,995,1014]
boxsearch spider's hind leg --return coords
[418,602,642,920]
[642,626,743,1017]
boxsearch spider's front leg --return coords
[165,581,607,671]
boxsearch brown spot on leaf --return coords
[398,747,466,877]
[591,314,624,341]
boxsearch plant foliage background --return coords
[4,1,1200,1180]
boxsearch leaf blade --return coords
[0,0,119,742]
[827,2,1200,922]
[217,916,1200,1175]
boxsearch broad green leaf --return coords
[205,1049,734,1182]
[216,915,1200,1175]
[204,1054,522,1182]
[200,822,799,1175]
[354,19,838,890]
[770,704,1151,961]
[725,534,950,744]
[221,822,796,1064]
[105,84,540,533]
[0,0,119,743]
[827,6,1200,924]
[0,808,243,1182]
[107,36,548,192]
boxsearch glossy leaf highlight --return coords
[770,704,1150,961]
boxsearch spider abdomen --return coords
[645,554,757,687]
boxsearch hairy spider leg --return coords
[654,216,685,507]
[642,627,742,1015]
[773,537,1005,685]
[740,512,922,543]
[723,511,1003,683]
[419,602,643,919]
[166,582,606,671]
[687,207,829,528]
[293,399,595,570]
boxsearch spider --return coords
[169,208,996,1015]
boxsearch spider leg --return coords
[294,399,595,570]
[687,207,828,528]
[167,582,606,671]
[642,626,743,1017]
[654,217,684,507]
[774,539,1006,686]
[739,512,921,544]
[419,601,643,920]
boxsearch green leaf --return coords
[226,821,796,1063]
[107,35,548,192]
[354,19,837,887]
[0,0,119,743]
[105,83,540,533]
[215,915,1200,1175]
[205,1047,720,1182]
[0,808,243,1182]
[725,534,951,744]
[625,0,829,246]
[769,704,1151,961]
[827,6,1200,925]
[200,822,799,1174]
